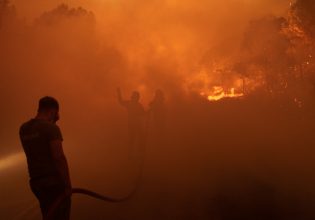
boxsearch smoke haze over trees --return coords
[1,0,315,219]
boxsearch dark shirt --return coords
[19,119,63,180]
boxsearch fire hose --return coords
[45,115,151,220]
[45,184,140,220]
[44,152,146,220]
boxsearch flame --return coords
[201,86,244,101]
[184,67,246,102]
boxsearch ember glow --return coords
[201,87,244,101]
[2,0,315,219]
[185,68,246,101]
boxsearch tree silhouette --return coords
[291,0,315,39]
[35,4,95,26]
[290,0,315,90]
[240,16,293,94]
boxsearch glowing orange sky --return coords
[12,0,290,22]
[4,0,294,104]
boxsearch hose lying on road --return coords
[45,185,139,220]
[45,110,150,220]
[45,160,144,220]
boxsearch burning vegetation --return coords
[1,0,315,219]
[184,0,315,103]
[1,0,314,105]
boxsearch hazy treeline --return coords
[1,0,315,219]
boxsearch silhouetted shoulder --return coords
[20,119,63,142]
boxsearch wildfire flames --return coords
[185,67,246,102]
[201,87,244,101]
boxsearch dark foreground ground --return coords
[1,95,315,219]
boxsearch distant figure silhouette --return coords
[117,88,146,157]
[148,89,166,143]
[19,96,71,220]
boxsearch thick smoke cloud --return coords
[0,0,295,155]
[1,0,315,219]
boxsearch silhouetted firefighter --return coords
[148,89,166,144]
[19,96,71,220]
[117,88,146,157]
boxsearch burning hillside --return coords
[1,0,315,219]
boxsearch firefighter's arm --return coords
[50,140,72,192]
